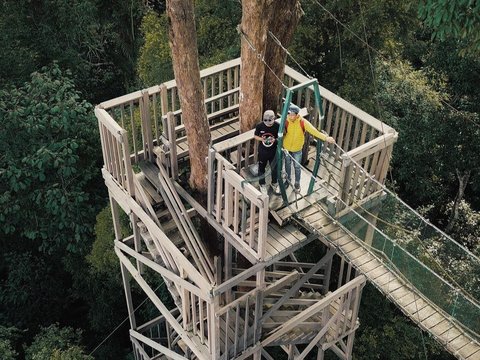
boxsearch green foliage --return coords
[88,205,130,273]
[0,0,146,102]
[423,200,480,251]
[291,0,419,113]
[137,10,173,86]
[354,284,453,360]
[0,64,103,254]
[0,326,21,360]
[0,252,71,328]
[376,59,447,206]
[421,39,480,112]
[419,0,480,55]
[195,0,241,67]
[137,1,241,86]
[25,324,92,360]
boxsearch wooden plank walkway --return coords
[294,205,480,360]
[264,223,307,263]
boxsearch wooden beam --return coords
[115,240,209,300]
[103,170,211,290]
[116,248,210,360]
[346,132,397,162]
[130,330,189,360]
[262,249,336,322]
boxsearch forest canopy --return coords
[0,0,478,359]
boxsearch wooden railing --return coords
[335,131,397,215]
[98,59,241,167]
[208,131,269,262]
[284,67,395,154]
[216,287,262,358]
[212,153,268,261]
[133,310,181,360]
[271,261,331,295]
[284,65,397,216]
[261,275,366,356]
[96,58,396,218]
[96,108,135,196]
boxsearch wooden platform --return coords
[264,223,307,263]
[138,161,309,265]
[137,155,480,360]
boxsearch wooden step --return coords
[135,172,163,204]
[271,187,330,226]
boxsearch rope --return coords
[267,30,312,79]
[309,146,480,303]
[234,0,480,317]
[357,0,395,186]
[237,26,288,89]
[329,143,480,263]
[89,283,163,356]
[284,172,480,342]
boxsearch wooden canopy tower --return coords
[95,58,480,359]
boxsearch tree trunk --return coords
[446,169,471,232]
[263,0,303,113]
[239,0,271,133]
[166,0,211,193]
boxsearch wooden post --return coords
[224,240,233,304]
[335,155,350,215]
[130,213,144,274]
[207,148,216,215]
[121,131,135,197]
[254,268,265,344]
[109,194,122,243]
[120,261,137,330]
[364,206,381,246]
[211,256,221,359]
[141,90,154,162]
[323,254,332,294]
[167,112,178,179]
[316,346,324,360]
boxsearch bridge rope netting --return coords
[280,144,480,339]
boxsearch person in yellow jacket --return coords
[283,104,335,192]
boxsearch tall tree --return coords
[24,324,93,360]
[263,0,303,113]
[0,64,102,255]
[419,0,480,56]
[238,0,271,132]
[166,0,211,193]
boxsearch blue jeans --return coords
[284,150,302,186]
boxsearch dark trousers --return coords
[258,151,278,186]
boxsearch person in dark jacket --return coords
[254,110,280,195]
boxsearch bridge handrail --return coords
[334,143,480,264]
[294,154,480,338]
[337,199,480,339]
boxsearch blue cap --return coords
[288,104,300,114]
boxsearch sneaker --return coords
[271,183,280,194]
[284,181,290,189]
[294,183,301,193]
[260,184,268,195]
